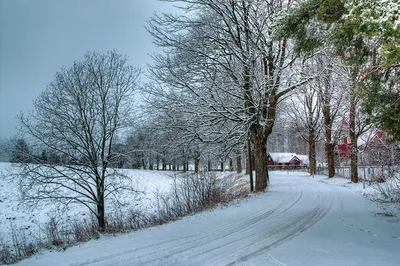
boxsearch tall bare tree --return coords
[16,51,140,231]
[314,54,347,177]
[147,0,313,191]
[348,71,371,183]
[286,79,323,175]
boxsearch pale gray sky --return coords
[0,0,176,140]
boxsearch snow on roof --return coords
[358,129,390,148]
[268,152,309,164]
[269,153,295,163]
[296,154,309,164]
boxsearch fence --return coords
[316,165,399,181]
[267,165,309,171]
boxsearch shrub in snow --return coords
[152,172,249,224]
[370,166,400,202]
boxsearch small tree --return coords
[16,50,140,231]
[10,138,32,163]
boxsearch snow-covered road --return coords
[16,172,400,266]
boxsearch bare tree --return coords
[348,71,371,183]
[316,54,369,181]
[316,54,347,177]
[147,0,314,191]
[15,51,140,231]
[286,80,323,175]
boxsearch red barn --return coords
[267,153,309,169]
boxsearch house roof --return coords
[268,152,309,164]
[358,129,391,149]
[295,154,309,164]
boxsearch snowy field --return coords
[0,162,178,246]
[9,170,400,266]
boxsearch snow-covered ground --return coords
[0,162,177,246]
[302,172,400,215]
[11,170,400,266]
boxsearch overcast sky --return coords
[0,0,177,140]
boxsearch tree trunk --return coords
[320,60,336,178]
[247,139,254,192]
[229,158,233,171]
[245,157,250,174]
[149,156,153,170]
[141,152,146,170]
[252,153,255,175]
[350,97,358,183]
[326,141,335,178]
[194,158,199,174]
[324,107,335,178]
[309,128,317,175]
[208,159,212,172]
[236,153,242,174]
[220,161,224,172]
[251,125,268,191]
[97,192,105,231]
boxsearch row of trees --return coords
[141,0,399,185]
[144,0,316,192]
[275,0,399,182]
[9,0,399,231]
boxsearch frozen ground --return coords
[0,162,177,245]
[13,171,400,266]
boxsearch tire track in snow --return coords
[75,180,304,266]
[188,178,332,265]
[127,179,305,265]
[223,179,333,265]
[67,235,197,266]
[266,253,288,266]
[69,175,332,266]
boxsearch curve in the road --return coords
[70,174,333,266]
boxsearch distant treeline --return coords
[0,138,10,162]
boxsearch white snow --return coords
[9,169,400,266]
[0,162,176,246]
[269,153,309,164]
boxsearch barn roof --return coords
[268,152,309,165]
